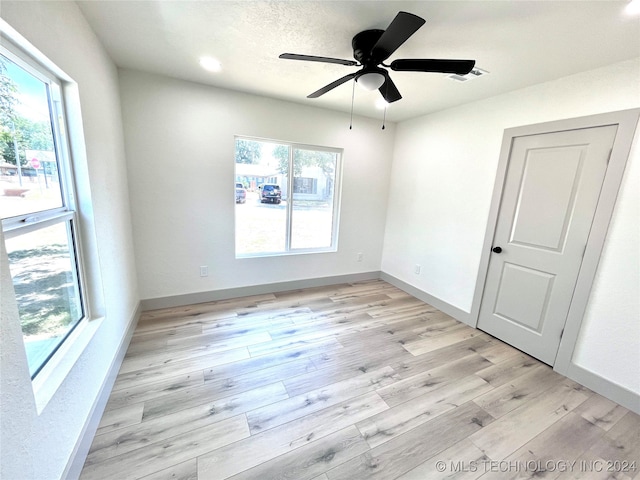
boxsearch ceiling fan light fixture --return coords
[356,72,385,91]
[280,11,474,106]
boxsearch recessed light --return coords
[199,57,222,72]
[625,0,640,15]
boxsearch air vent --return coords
[448,67,489,82]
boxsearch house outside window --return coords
[1,44,86,378]
[234,137,342,256]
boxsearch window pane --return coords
[235,139,289,255]
[1,54,63,220]
[5,221,83,377]
[291,149,337,250]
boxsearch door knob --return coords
[492,246,502,253]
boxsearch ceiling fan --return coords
[280,11,476,104]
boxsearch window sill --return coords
[31,316,104,415]
[236,247,338,260]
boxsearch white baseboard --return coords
[379,272,471,325]
[380,272,639,414]
[565,362,640,415]
[140,271,382,311]
[62,302,142,480]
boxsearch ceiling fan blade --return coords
[390,59,476,75]
[308,73,358,98]
[379,72,402,103]
[371,12,426,63]
[280,53,358,67]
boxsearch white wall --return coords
[383,58,640,394]
[0,3,139,479]
[572,120,639,391]
[119,69,395,300]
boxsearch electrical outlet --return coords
[200,265,209,277]
[414,264,421,275]
[357,252,364,262]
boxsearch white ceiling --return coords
[76,1,640,123]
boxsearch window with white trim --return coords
[235,137,342,256]
[1,44,86,378]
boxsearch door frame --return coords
[470,109,639,375]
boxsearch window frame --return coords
[1,40,89,380]
[234,136,343,258]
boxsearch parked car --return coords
[259,184,281,204]
[235,182,246,203]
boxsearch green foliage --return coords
[273,144,290,174]
[274,145,335,177]
[235,138,261,164]
[0,58,54,166]
[4,116,54,165]
[1,130,15,164]
[0,60,18,126]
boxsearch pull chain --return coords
[349,81,355,130]
[382,104,387,130]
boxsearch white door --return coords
[477,125,617,365]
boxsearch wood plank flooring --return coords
[80,280,640,480]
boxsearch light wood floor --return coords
[80,280,640,480]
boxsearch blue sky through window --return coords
[2,54,50,123]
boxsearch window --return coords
[293,177,317,195]
[235,137,341,256]
[1,45,85,378]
